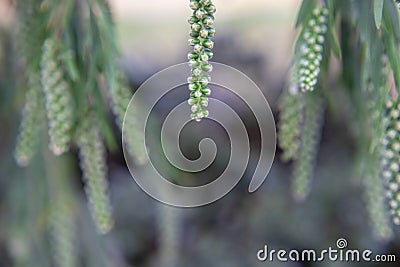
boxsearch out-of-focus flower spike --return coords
[41,38,74,155]
[292,94,324,201]
[278,65,305,162]
[76,114,113,234]
[108,73,148,164]
[14,75,44,166]
[381,98,400,226]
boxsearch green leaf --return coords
[295,0,317,27]
[385,33,400,92]
[383,0,400,40]
[326,0,341,58]
[373,0,384,29]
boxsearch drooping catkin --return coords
[292,94,324,201]
[41,38,74,156]
[77,114,113,234]
[108,74,147,164]
[297,6,328,92]
[364,165,394,241]
[15,75,44,166]
[278,70,305,162]
[48,198,77,267]
[158,205,181,267]
[381,99,400,225]
[187,0,216,121]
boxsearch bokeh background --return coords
[0,0,399,266]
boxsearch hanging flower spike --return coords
[108,73,148,164]
[49,198,77,267]
[41,38,74,155]
[292,94,324,201]
[298,6,328,92]
[188,0,216,121]
[14,75,44,166]
[381,99,400,225]
[278,65,306,162]
[77,114,113,234]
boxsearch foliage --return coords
[278,0,400,240]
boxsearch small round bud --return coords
[199,75,210,86]
[207,27,216,37]
[203,39,214,49]
[200,28,209,38]
[201,87,211,96]
[200,53,209,62]
[195,9,205,19]
[194,44,203,53]
[191,105,200,112]
[201,63,213,72]
[191,23,202,32]
[188,52,199,60]
[189,59,200,67]
[188,38,200,46]
[194,90,202,98]
[204,4,216,13]
[188,15,199,24]
[189,30,200,38]
[188,98,197,105]
[203,15,214,26]
[189,83,199,91]
[192,67,202,76]
[190,0,200,10]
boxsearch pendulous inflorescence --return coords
[381,98,400,225]
[41,38,74,156]
[297,6,328,92]
[292,94,324,201]
[14,75,44,166]
[77,114,113,234]
[278,66,305,162]
[187,0,216,121]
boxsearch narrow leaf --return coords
[373,0,384,29]
[295,0,317,27]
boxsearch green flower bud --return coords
[191,23,202,32]
[201,87,211,96]
[199,28,209,38]
[188,15,199,24]
[188,52,199,60]
[194,44,203,53]
[201,63,213,72]
[204,4,216,13]
[188,38,200,46]
[190,0,200,10]
[203,39,214,49]
[203,15,214,26]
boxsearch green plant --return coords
[279,0,400,240]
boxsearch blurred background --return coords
[0,0,399,267]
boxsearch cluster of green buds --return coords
[298,6,328,92]
[381,99,400,225]
[187,0,216,121]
